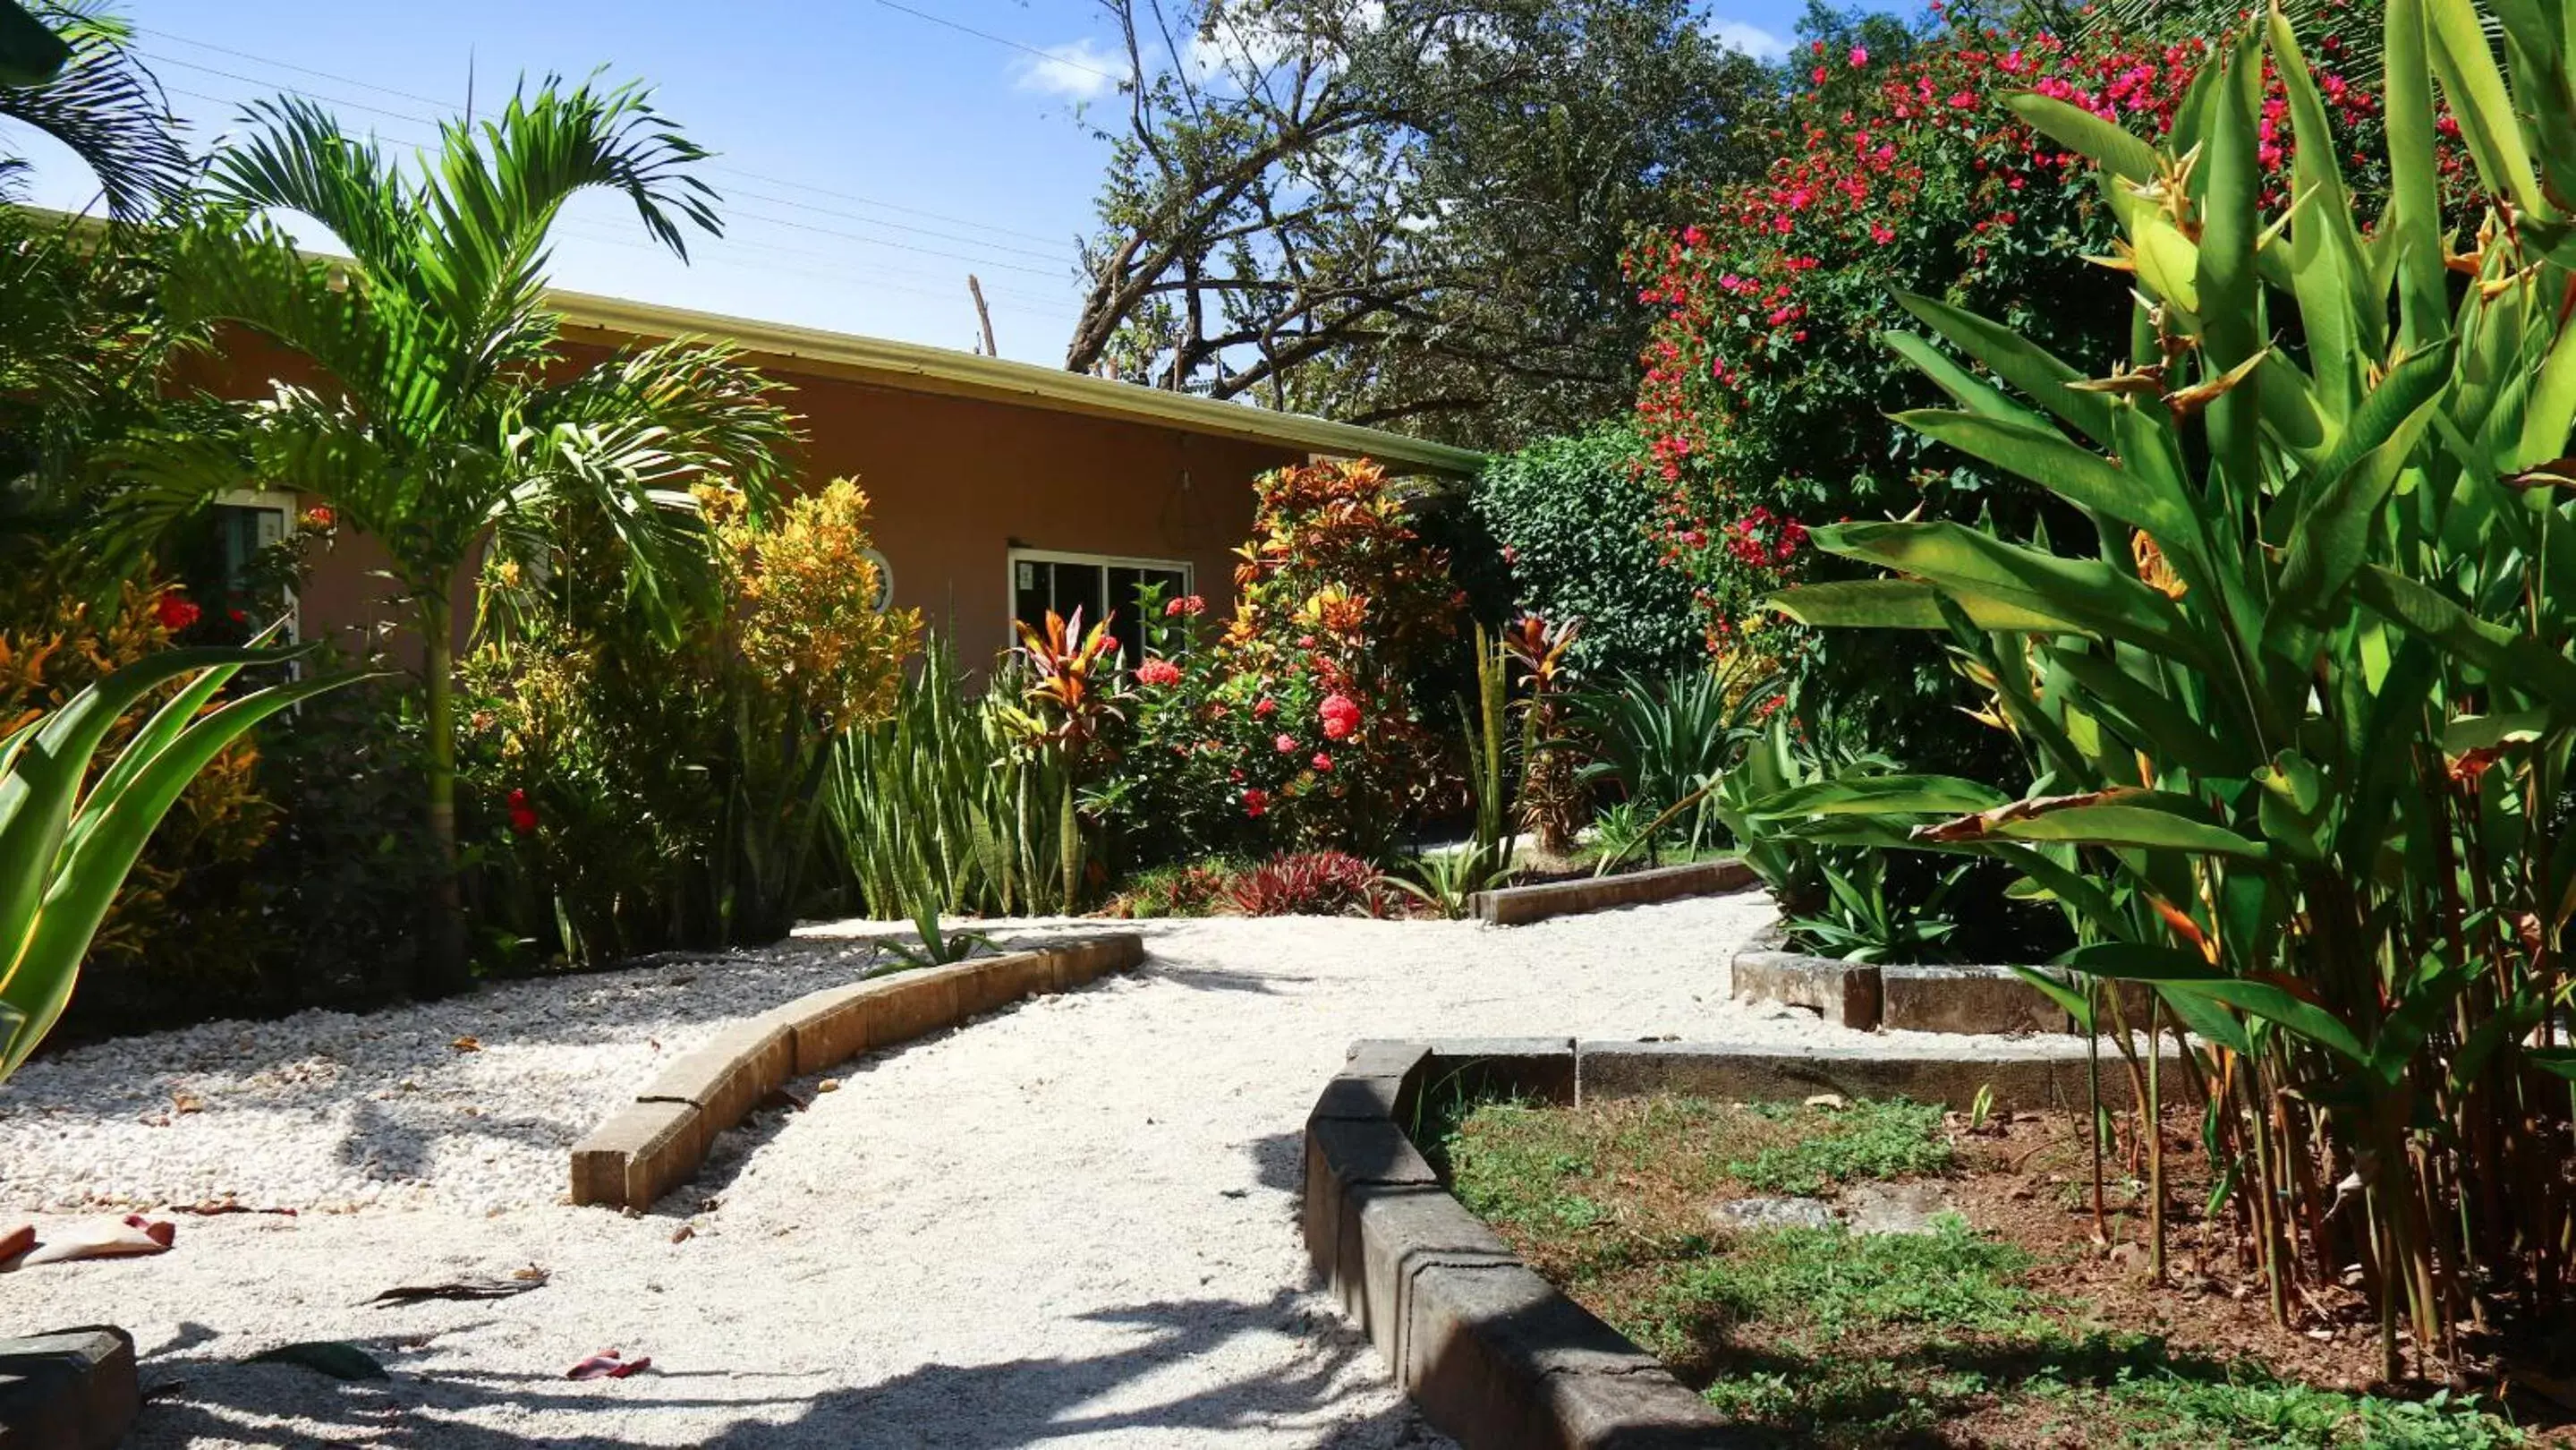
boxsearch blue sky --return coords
[12,1,1809,365]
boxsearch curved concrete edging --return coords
[1467,858,1753,926]
[1303,1034,2187,1448]
[570,934,1143,1210]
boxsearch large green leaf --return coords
[1896,409,2194,542]
[1892,294,2115,445]
[2063,942,2364,1062]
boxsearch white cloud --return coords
[1704,17,1790,59]
[1016,38,1122,99]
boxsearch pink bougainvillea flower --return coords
[1135,657,1184,687]
[154,592,200,632]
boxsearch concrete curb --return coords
[569,933,1143,1209]
[0,1326,136,1450]
[1304,1036,2188,1446]
[1731,951,2156,1036]
[1469,858,1754,927]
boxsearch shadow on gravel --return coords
[127,1288,1435,1448]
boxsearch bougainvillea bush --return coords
[1627,0,2419,774]
[1106,457,1465,862]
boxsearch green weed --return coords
[1726,1097,1952,1194]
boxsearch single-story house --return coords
[178,287,1484,670]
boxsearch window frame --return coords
[213,488,302,644]
[1005,546,1194,653]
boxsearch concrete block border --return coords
[0,1326,136,1450]
[570,933,1143,1209]
[1305,1034,2181,1447]
[1468,858,1754,926]
[1732,950,2156,1036]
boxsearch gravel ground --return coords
[0,891,1979,1447]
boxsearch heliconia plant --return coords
[2,642,355,1082]
[1762,0,2576,1373]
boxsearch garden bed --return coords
[1305,1039,2568,1449]
[1468,857,1754,926]
[1441,1094,2557,1447]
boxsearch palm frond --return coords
[0,1,188,221]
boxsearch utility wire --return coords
[864,0,1126,83]
[134,25,1087,248]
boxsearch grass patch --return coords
[1436,1095,2526,1449]
[1726,1097,1953,1193]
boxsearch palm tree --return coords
[0,1,190,219]
[112,80,796,992]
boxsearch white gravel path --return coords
[0,891,1977,1447]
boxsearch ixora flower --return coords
[1162,593,1206,618]
[1242,787,1270,818]
[506,789,539,837]
[153,591,201,632]
[1311,753,1334,772]
[1318,694,1361,740]
[1253,697,1279,718]
[1135,657,1184,687]
[1274,732,1298,754]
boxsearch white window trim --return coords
[1006,547,1194,645]
[214,489,302,644]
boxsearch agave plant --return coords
[3,642,355,1082]
[1764,0,2576,1365]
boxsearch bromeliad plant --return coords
[999,608,1128,915]
[2,641,354,1082]
[1766,0,2576,1368]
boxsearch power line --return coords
[866,0,1126,83]
[156,67,1077,283]
[134,25,1089,250]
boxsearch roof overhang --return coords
[550,289,1487,477]
[11,203,1487,477]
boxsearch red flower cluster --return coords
[506,788,539,836]
[153,591,201,633]
[1163,593,1206,618]
[1318,694,1360,740]
[1135,657,1184,687]
[1724,508,1808,570]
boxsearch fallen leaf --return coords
[566,1349,650,1380]
[450,1036,481,1053]
[171,1200,296,1218]
[249,1341,387,1381]
[16,1215,174,1267]
[669,1224,694,1243]
[815,1079,841,1093]
[171,1091,204,1114]
[758,1087,808,1114]
[0,1224,31,1263]
[370,1272,548,1306]
[1803,1093,1849,1111]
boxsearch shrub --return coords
[464,478,920,963]
[1224,850,1387,917]
[1625,9,2435,776]
[1109,457,1464,861]
[1470,427,1702,680]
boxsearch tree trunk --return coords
[418,590,472,997]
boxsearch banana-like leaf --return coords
[1892,293,2115,444]
[1764,578,2078,633]
[2353,566,2576,711]
[1744,774,2011,821]
[2423,0,2542,213]
[2062,942,2364,1062]
[1897,409,2194,542]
